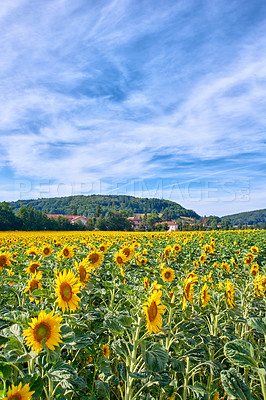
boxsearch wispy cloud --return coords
[0,0,266,215]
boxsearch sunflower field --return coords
[0,229,265,400]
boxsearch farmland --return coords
[0,229,265,400]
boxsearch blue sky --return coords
[1,0,266,216]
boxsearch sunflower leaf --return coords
[141,342,169,372]
[224,340,257,369]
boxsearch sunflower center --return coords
[79,266,86,282]
[43,248,49,255]
[165,272,171,279]
[63,249,70,257]
[147,301,158,322]
[30,263,38,273]
[90,253,99,263]
[35,322,51,342]
[123,248,130,256]
[9,394,22,400]
[0,255,7,267]
[60,282,73,301]
[117,256,123,264]
[30,280,39,292]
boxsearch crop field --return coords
[0,229,265,400]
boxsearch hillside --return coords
[222,208,266,225]
[10,195,200,220]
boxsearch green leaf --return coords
[224,340,257,369]
[221,368,252,400]
[247,317,266,335]
[0,363,12,380]
[70,333,97,349]
[141,342,169,372]
[187,385,208,400]
[170,358,185,373]
[103,316,124,335]
[48,361,77,381]
[3,337,24,362]
[116,362,128,381]
[112,339,133,358]
[95,380,110,399]
[60,324,75,344]
[183,348,207,363]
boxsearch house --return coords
[127,216,142,230]
[47,214,88,225]
[154,221,178,231]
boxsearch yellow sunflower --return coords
[0,252,12,271]
[244,253,254,265]
[42,244,53,257]
[75,261,90,286]
[201,283,211,307]
[144,276,149,290]
[55,269,81,312]
[161,267,175,282]
[143,290,166,334]
[87,251,103,269]
[3,382,34,400]
[173,243,182,253]
[225,281,235,308]
[182,272,198,310]
[114,252,127,266]
[250,263,259,276]
[24,271,42,297]
[60,245,74,259]
[98,244,108,254]
[23,310,62,354]
[251,246,259,254]
[102,344,110,358]
[121,245,134,260]
[26,262,41,275]
[25,246,39,256]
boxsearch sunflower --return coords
[102,344,110,358]
[3,382,35,400]
[173,243,182,253]
[87,251,103,269]
[225,281,235,308]
[143,290,166,334]
[161,267,175,283]
[221,262,230,273]
[24,271,42,296]
[0,252,12,271]
[163,245,172,258]
[121,245,134,260]
[98,244,108,254]
[152,280,162,291]
[55,269,81,312]
[250,263,259,276]
[25,246,39,256]
[244,253,254,265]
[42,244,52,257]
[182,272,198,310]
[199,253,206,264]
[114,252,127,266]
[251,246,259,254]
[23,310,62,354]
[26,262,41,275]
[60,245,74,259]
[201,283,211,307]
[75,261,90,286]
[144,276,149,290]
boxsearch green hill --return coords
[222,208,266,225]
[10,195,200,220]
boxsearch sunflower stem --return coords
[165,293,175,350]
